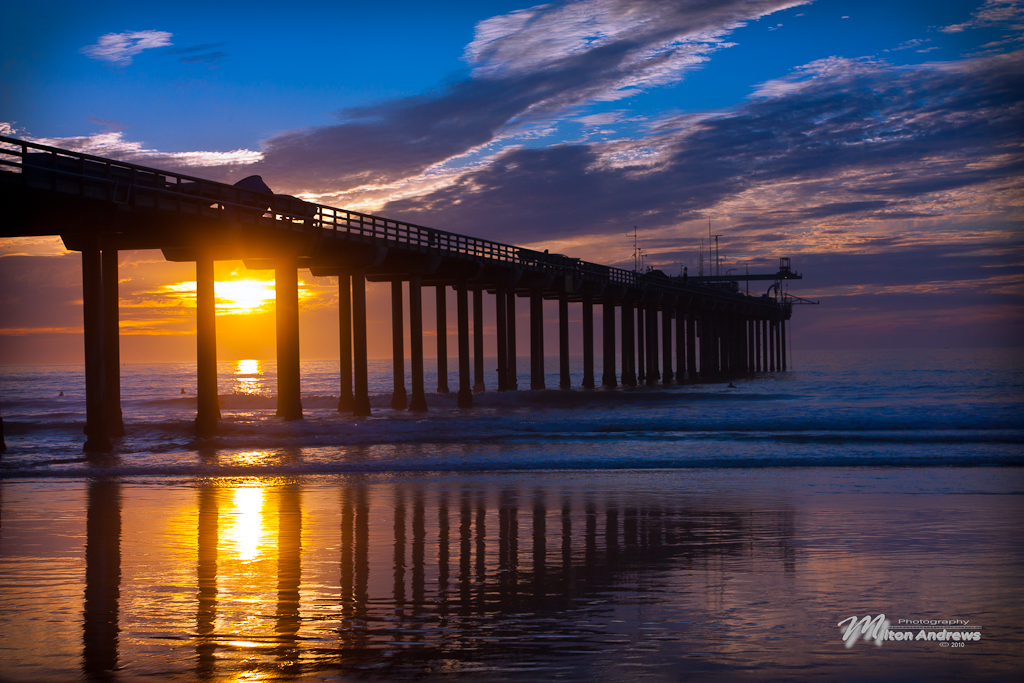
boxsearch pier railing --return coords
[0,135,773,306]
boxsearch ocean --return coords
[1,349,1022,681]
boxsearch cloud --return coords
[252,0,808,194]
[20,131,262,170]
[87,115,123,131]
[885,38,930,52]
[80,30,173,66]
[941,0,1024,33]
[379,50,1024,256]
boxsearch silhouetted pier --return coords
[0,136,800,451]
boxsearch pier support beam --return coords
[602,301,616,387]
[769,320,776,372]
[662,306,673,385]
[781,319,788,371]
[701,315,714,379]
[530,290,545,390]
[195,255,220,435]
[727,316,737,375]
[776,319,783,372]
[496,288,508,391]
[457,282,472,408]
[82,244,111,451]
[763,319,770,373]
[352,274,372,416]
[749,319,757,374]
[687,316,697,381]
[675,307,685,382]
[646,304,659,385]
[275,260,303,421]
[506,290,518,390]
[408,276,427,412]
[636,306,646,384]
[716,316,725,376]
[621,300,635,386]
[698,316,708,378]
[101,249,124,437]
[337,274,354,411]
[436,285,449,393]
[390,279,407,410]
[473,288,485,392]
[558,291,570,390]
[755,317,761,372]
[582,294,595,389]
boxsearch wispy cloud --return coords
[381,50,1024,257]
[941,0,1024,33]
[80,30,173,66]
[253,0,808,194]
[21,131,262,169]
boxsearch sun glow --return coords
[215,279,277,314]
[156,274,321,316]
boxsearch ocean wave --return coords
[2,449,1022,479]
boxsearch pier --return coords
[0,136,801,451]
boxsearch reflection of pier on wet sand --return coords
[0,471,1016,681]
[80,477,796,680]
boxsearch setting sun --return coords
[215,279,277,314]
[158,277,277,314]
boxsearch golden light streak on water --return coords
[225,487,267,562]
[233,359,264,395]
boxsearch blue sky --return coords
[4,0,1007,152]
[1,0,1022,358]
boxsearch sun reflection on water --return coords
[233,359,264,396]
[224,487,267,562]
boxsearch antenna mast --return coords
[633,225,638,272]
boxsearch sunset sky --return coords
[1,0,1022,364]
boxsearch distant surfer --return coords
[181,388,186,394]
[58,391,64,396]
[727,382,736,388]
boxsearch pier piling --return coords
[582,294,595,389]
[473,288,485,393]
[621,300,635,386]
[436,285,449,394]
[337,274,354,411]
[457,282,472,408]
[101,248,124,437]
[602,301,616,388]
[391,279,408,410]
[530,290,545,390]
[496,287,508,391]
[275,260,303,420]
[409,275,427,412]
[662,307,673,385]
[195,255,220,435]
[82,243,111,452]
[352,274,372,416]
[637,306,646,384]
[505,290,518,391]
[559,291,570,390]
